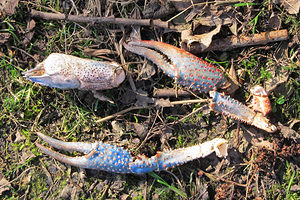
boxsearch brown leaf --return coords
[126,122,148,139]
[274,0,300,14]
[0,33,10,44]
[137,62,156,80]
[181,24,222,51]
[0,0,19,16]
[0,175,11,195]
[135,89,154,107]
[23,19,36,45]
[14,130,25,143]
[20,149,35,164]
[26,19,36,31]
[154,98,173,108]
[83,48,117,57]
[170,0,203,11]
[229,19,237,36]
[143,0,175,19]
[278,122,300,142]
[268,12,281,30]
[194,16,233,27]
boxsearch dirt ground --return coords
[0,0,299,199]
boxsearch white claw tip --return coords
[213,139,228,158]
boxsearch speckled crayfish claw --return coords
[35,132,228,174]
[209,91,277,133]
[23,53,125,90]
[123,40,228,93]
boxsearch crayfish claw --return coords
[124,40,227,93]
[23,53,125,91]
[35,142,92,168]
[36,132,94,154]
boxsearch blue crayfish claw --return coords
[36,132,134,173]
[36,132,228,174]
[123,40,228,93]
[23,53,125,90]
[209,91,277,133]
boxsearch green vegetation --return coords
[0,0,299,199]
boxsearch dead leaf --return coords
[169,0,204,11]
[0,33,10,44]
[14,130,25,143]
[126,123,148,139]
[21,171,32,185]
[20,149,35,164]
[111,121,125,134]
[143,0,176,19]
[154,98,173,108]
[137,62,156,80]
[23,19,36,45]
[278,122,300,142]
[229,19,237,36]
[135,89,154,107]
[0,0,19,17]
[242,129,274,151]
[0,175,11,195]
[83,48,117,57]
[59,184,72,199]
[26,19,35,31]
[92,91,114,104]
[265,62,290,93]
[120,194,130,200]
[181,24,222,50]
[194,16,233,27]
[268,12,281,30]
[282,0,299,14]
[185,6,204,22]
[225,64,240,94]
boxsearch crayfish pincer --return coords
[23,53,125,90]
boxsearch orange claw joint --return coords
[36,132,228,174]
[250,85,272,116]
[209,91,277,133]
[23,53,125,90]
[123,40,228,93]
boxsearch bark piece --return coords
[30,9,170,29]
[182,29,289,53]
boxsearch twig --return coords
[31,9,170,29]
[153,88,194,97]
[177,104,207,123]
[170,99,207,105]
[182,29,289,53]
[96,99,208,123]
[135,109,160,151]
[96,106,152,123]
[0,167,36,189]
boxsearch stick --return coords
[96,106,152,123]
[31,9,170,29]
[153,88,193,97]
[182,29,289,53]
[96,99,208,123]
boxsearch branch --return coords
[31,9,170,29]
[182,29,289,53]
[96,99,207,123]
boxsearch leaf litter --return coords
[0,0,299,199]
